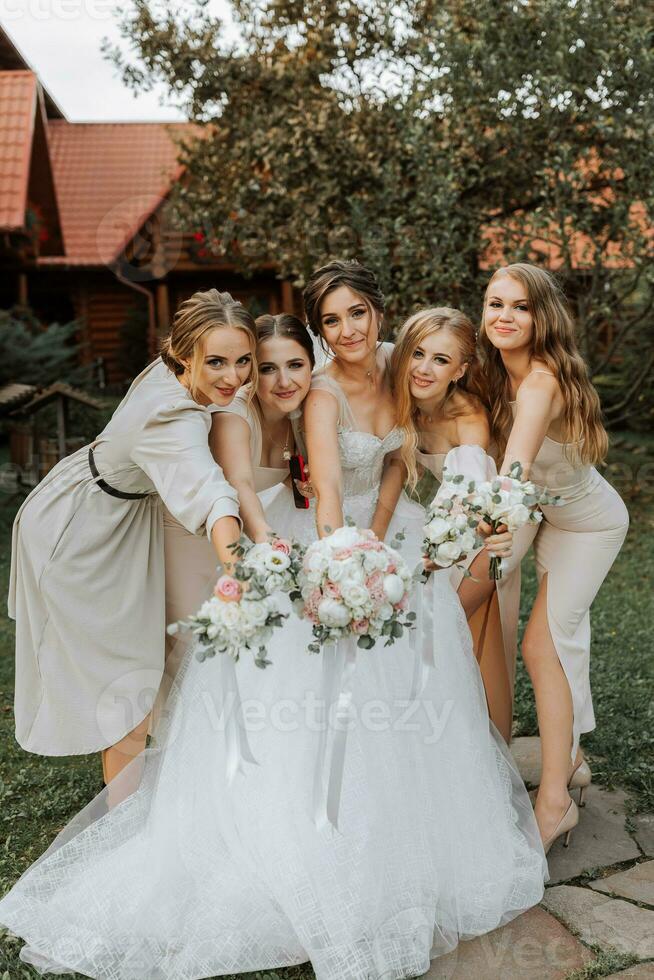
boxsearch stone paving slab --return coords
[542,884,654,958]
[511,736,542,787]
[546,785,640,884]
[632,813,654,857]
[605,965,654,979]
[421,906,593,979]
[590,859,654,906]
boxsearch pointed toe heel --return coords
[568,759,591,807]
[543,799,579,855]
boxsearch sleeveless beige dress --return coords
[156,392,290,723]
[509,396,629,758]
[415,449,537,699]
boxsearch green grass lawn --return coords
[0,431,652,978]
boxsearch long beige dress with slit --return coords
[509,401,629,758]
[415,449,538,711]
[155,392,290,727]
[9,358,241,756]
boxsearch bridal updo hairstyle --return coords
[160,288,258,401]
[255,313,316,369]
[302,260,386,345]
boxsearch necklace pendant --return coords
[283,448,292,461]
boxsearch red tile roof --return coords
[0,70,37,230]
[41,121,195,266]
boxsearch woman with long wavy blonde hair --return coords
[480,263,629,853]
[391,307,522,744]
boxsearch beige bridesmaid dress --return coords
[510,402,629,758]
[415,449,537,703]
[9,358,241,756]
[156,392,291,722]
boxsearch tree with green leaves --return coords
[107,0,654,426]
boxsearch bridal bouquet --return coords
[292,524,415,653]
[443,461,560,579]
[169,537,302,668]
[422,492,482,570]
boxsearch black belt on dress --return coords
[88,447,149,500]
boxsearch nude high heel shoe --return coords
[568,759,592,807]
[542,799,579,855]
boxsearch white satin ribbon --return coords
[218,654,259,784]
[312,636,358,832]
[409,574,435,700]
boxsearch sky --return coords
[1,0,233,121]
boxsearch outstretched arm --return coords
[303,389,343,538]
[370,450,406,541]
[211,412,272,544]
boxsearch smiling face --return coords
[409,328,468,404]
[318,285,380,364]
[484,274,534,352]
[256,336,313,415]
[184,326,254,406]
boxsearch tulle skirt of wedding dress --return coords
[0,489,547,979]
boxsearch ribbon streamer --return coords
[409,574,435,700]
[218,654,259,784]
[312,636,358,832]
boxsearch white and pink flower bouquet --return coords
[422,492,482,571]
[443,460,560,579]
[291,524,415,653]
[169,536,303,669]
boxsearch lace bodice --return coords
[309,349,404,502]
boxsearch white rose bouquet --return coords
[169,536,303,668]
[422,492,482,571]
[444,460,561,579]
[291,523,415,653]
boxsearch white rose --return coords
[436,540,462,565]
[454,513,468,531]
[342,583,370,609]
[460,530,477,553]
[244,599,269,627]
[328,526,361,549]
[425,517,450,544]
[363,550,386,573]
[206,624,219,639]
[317,597,352,628]
[383,573,405,604]
[378,602,394,622]
[505,503,530,530]
[220,603,242,629]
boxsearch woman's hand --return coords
[477,520,513,558]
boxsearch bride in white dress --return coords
[0,262,546,980]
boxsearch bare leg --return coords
[101,713,150,784]
[470,593,512,743]
[458,549,512,742]
[521,573,574,841]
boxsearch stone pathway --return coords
[421,737,654,979]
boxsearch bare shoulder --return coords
[453,392,490,447]
[304,386,339,418]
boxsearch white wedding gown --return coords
[0,381,547,980]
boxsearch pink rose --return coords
[358,541,376,551]
[366,572,385,603]
[352,618,370,634]
[272,538,292,555]
[214,575,242,602]
[500,477,514,491]
[334,548,354,560]
[324,582,342,599]
[387,563,397,574]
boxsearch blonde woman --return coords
[157,313,315,718]
[390,307,523,744]
[9,288,253,783]
[481,263,629,851]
